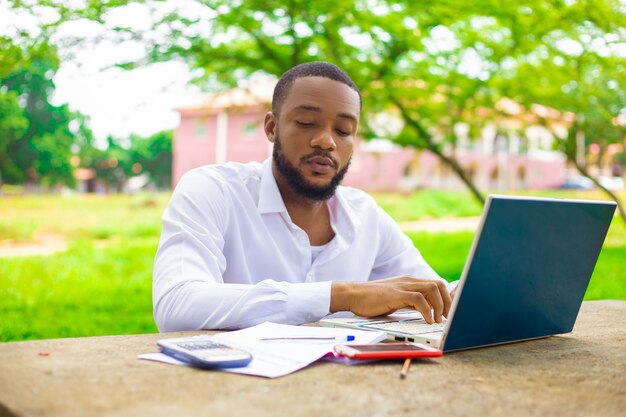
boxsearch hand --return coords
[330,276,452,324]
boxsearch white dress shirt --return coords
[153,158,442,332]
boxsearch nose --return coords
[310,127,336,150]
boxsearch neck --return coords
[272,164,328,216]
[272,164,335,245]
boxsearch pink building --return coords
[172,83,273,186]
[173,83,566,191]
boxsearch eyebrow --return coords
[294,105,358,122]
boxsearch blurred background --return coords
[1,0,625,341]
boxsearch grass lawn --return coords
[0,238,158,341]
[0,193,167,341]
[0,189,624,342]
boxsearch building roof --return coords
[175,80,276,116]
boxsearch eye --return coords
[296,121,314,128]
[335,129,351,137]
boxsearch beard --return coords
[272,132,351,201]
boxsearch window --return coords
[243,122,258,139]
[195,117,209,140]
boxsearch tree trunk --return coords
[389,95,486,206]
[571,157,626,224]
[428,145,486,205]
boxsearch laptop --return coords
[320,195,616,352]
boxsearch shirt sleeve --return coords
[152,170,331,332]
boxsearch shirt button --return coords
[305,273,313,282]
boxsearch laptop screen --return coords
[442,196,615,352]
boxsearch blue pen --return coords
[260,335,355,342]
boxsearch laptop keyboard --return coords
[362,319,445,335]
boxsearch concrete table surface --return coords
[1,300,625,417]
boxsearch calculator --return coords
[157,336,252,368]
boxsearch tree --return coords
[0,35,91,188]
[498,1,626,222]
[60,0,495,202]
[0,35,30,184]
[47,0,622,205]
[7,0,626,209]
[128,130,172,189]
[74,130,172,192]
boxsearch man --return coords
[153,61,453,332]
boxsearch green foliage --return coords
[73,130,172,191]
[90,136,134,192]
[4,0,626,204]
[0,90,29,178]
[0,33,173,191]
[0,35,91,187]
[498,3,626,164]
[129,130,173,189]
[30,0,621,204]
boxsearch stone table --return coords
[1,300,625,417]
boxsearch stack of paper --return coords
[139,322,386,378]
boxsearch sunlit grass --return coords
[0,193,167,341]
[0,193,170,241]
[372,190,482,220]
[0,190,623,342]
[0,237,158,341]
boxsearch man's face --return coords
[272,129,350,201]
[265,76,360,201]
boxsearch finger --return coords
[402,281,443,323]
[405,292,435,324]
[410,280,451,321]
[421,282,445,323]
[437,280,452,318]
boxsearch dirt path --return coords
[0,232,67,258]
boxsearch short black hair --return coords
[272,61,362,115]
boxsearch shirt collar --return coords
[257,157,362,237]
[258,158,288,214]
[328,189,361,242]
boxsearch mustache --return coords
[300,150,339,169]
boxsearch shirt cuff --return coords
[446,280,459,294]
[287,281,332,324]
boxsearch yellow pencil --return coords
[400,358,412,379]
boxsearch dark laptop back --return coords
[442,195,616,352]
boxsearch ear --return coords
[264,112,277,143]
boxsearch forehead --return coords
[280,76,360,119]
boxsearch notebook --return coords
[320,195,616,352]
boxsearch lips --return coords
[306,156,336,175]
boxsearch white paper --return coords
[138,352,190,366]
[139,322,386,378]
